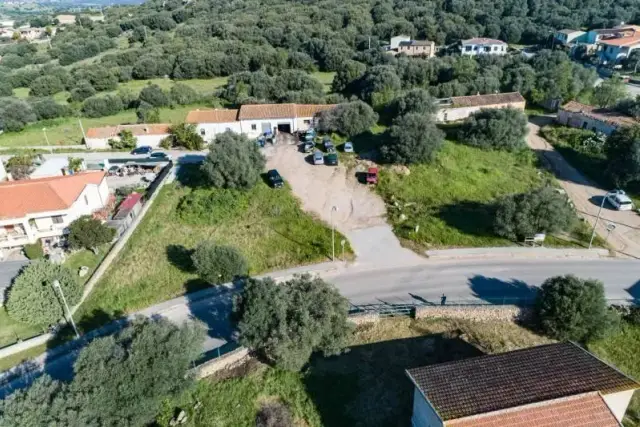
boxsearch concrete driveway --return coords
[264,142,425,267]
[527,117,640,258]
[0,260,28,304]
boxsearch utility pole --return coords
[368,36,371,50]
[331,206,338,261]
[52,280,80,339]
[78,118,86,142]
[589,191,614,249]
[42,127,52,154]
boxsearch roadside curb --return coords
[425,247,611,261]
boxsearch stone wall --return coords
[195,347,250,379]
[348,312,381,325]
[414,305,533,322]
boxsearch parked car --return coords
[267,169,284,188]
[326,143,335,153]
[131,146,152,155]
[606,190,634,211]
[343,142,354,153]
[322,136,332,149]
[149,152,172,161]
[326,153,338,166]
[313,150,324,165]
[303,142,315,153]
[366,167,378,184]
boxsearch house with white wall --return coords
[557,101,636,135]
[554,29,587,46]
[84,124,171,150]
[186,103,336,140]
[406,342,639,427]
[390,35,411,50]
[435,92,526,123]
[460,38,507,56]
[0,172,109,254]
[598,35,640,64]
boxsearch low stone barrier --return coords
[195,347,250,379]
[348,312,381,325]
[414,305,533,322]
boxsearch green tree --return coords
[0,317,205,427]
[6,260,80,327]
[30,98,71,121]
[82,95,124,118]
[0,82,13,97]
[458,107,528,151]
[23,241,44,260]
[234,274,351,371]
[108,129,138,150]
[605,125,640,187]
[494,186,575,241]
[67,216,115,251]
[68,157,83,172]
[5,154,34,179]
[536,275,618,342]
[139,84,169,107]
[381,113,444,164]
[0,98,37,132]
[192,240,248,284]
[29,75,64,97]
[359,65,401,108]
[169,83,198,105]
[202,131,266,189]
[332,60,366,93]
[169,123,205,150]
[593,78,628,108]
[389,88,438,118]
[69,80,96,102]
[317,101,378,137]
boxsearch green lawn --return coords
[113,77,228,97]
[0,103,211,148]
[77,168,351,329]
[0,309,43,349]
[310,71,335,93]
[0,343,47,372]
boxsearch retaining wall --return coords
[414,305,533,322]
[194,348,250,379]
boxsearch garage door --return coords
[277,123,292,133]
[261,122,272,133]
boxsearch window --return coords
[303,120,311,125]
[52,216,64,224]
[465,46,472,52]
[582,122,588,129]
[200,128,205,136]
[84,195,89,205]
[473,45,478,51]
[251,124,257,131]
[484,46,491,52]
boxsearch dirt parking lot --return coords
[264,141,425,266]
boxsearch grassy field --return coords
[77,167,351,328]
[0,309,43,348]
[160,318,553,427]
[310,71,335,93]
[159,317,640,427]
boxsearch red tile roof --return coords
[561,101,637,127]
[185,109,239,124]
[237,103,336,120]
[113,192,142,220]
[85,124,171,139]
[599,35,640,47]
[406,342,639,421]
[445,393,621,427]
[0,172,106,220]
[446,92,525,108]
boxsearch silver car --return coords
[313,150,324,165]
[343,142,354,153]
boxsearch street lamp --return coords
[340,239,346,262]
[331,206,338,261]
[589,191,616,249]
[52,280,80,339]
[42,127,52,154]
[605,222,616,245]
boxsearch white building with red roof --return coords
[460,38,507,56]
[84,124,171,150]
[0,172,109,252]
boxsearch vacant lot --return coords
[161,317,640,427]
[77,166,349,327]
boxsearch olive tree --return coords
[67,216,116,251]
[536,275,618,342]
[381,113,444,164]
[201,131,266,189]
[605,125,640,187]
[234,274,351,371]
[6,260,80,327]
[494,186,575,241]
[191,240,248,284]
[458,107,528,151]
[389,88,438,118]
[593,78,628,108]
[316,101,378,137]
[168,123,205,150]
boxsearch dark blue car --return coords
[131,146,153,155]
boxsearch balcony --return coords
[0,232,30,247]
[34,224,67,239]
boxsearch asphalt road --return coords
[0,261,28,304]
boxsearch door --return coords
[261,122,272,133]
[277,123,292,133]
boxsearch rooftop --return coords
[440,92,525,108]
[445,392,620,427]
[406,342,639,421]
[85,124,171,139]
[557,29,585,36]
[114,192,143,220]
[399,40,433,47]
[599,34,640,47]
[561,101,637,127]
[461,38,507,46]
[185,109,239,124]
[0,172,106,220]
[188,104,336,122]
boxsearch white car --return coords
[606,190,634,211]
[343,142,354,153]
[313,150,324,165]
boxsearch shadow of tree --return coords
[627,280,640,302]
[351,129,389,162]
[437,201,498,238]
[175,164,208,189]
[304,333,483,427]
[166,244,195,273]
[468,275,538,306]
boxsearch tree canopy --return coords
[605,125,640,187]
[192,240,248,284]
[202,131,266,189]
[592,78,628,108]
[67,216,116,251]
[317,101,378,137]
[234,274,351,371]
[381,113,444,164]
[458,107,529,151]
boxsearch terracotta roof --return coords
[295,104,336,117]
[445,393,621,427]
[185,109,239,124]
[462,38,507,45]
[561,101,637,127]
[237,103,336,120]
[599,35,640,47]
[85,124,171,139]
[114,192,142,220]
[444,92,525,108]
[406,342,639,421]
[0,171,106,220]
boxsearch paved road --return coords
[0,261,28,304]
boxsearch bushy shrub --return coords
[536,275,619,342]
[256,402,293,427]
[458,107,528,151]
[23,241,44,260]
[82,95,124,118]
[191,240,248,284]
[67,216,115,250]
[317,101,378,137]
[177,188,250,225]
[381,113,444,164]
[201,131,265,189]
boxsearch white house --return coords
[598,35,640,64]
[435,92,526,123]
[557,101,636,135]
[186,103,336,140]
[84,124,171,149]
[406,342,639,427]
[0,172,109,253]
[390,35,411,50]
[460,38,507,56]
[554,29,587,46]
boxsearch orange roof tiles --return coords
[0,172,105,219]
[446,393,621,427]
[448,92,525,108]
[85,124,171,139]
[185,109,239,124]
[599,35,640,47]
[561,101,638,127]
[238,103,297,120]
[295,104,336,117]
